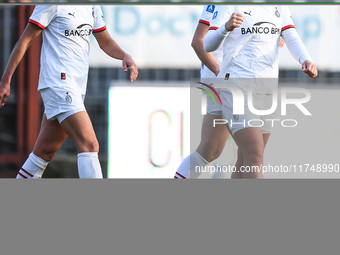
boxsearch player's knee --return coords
[78,138,99,153]
[198,142,224,162]
[35,146,58,162]
[206,148,223,162]
[243,145,263,164]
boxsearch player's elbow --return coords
[191,39,199,50]
[203,39,213,52]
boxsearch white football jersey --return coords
[29,5,106,94]
[210,5,294,79]
[199,5,223,78]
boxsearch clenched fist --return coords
[225,13,244,32]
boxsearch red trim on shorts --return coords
[174,176,178,179]
[21,168,33,177]
[18,172,27,179]
[93,25,106,33]
[176,172,186,179]
[209,26,219,30]
[28,19,45,29]
[199,19,210,25]
[281,25,295,32]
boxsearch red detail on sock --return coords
[21,168,33,177]
[18,172,27,179]
[176,172,186,179]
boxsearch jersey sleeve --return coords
[209,6,234,31]
[93,6,106,33]
[28,5,58,29]
[281,6,295,33]
[199,5,216,26]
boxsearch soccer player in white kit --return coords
[0,6,138,178]
[204,5,317,178]
[174,5,286,179]
[174,5,230,179]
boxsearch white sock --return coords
[77,152,103,178]
[17,152,49,179]
[174,151,209,179]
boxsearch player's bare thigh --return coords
[232,126,264,178]
[197,113,229,162]
[231,132,270,179]
[59,110,99,153]
[33,114,68,161]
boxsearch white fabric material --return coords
[40,87,86,123]
[17,153,49,179]
[203,25,229,53]
[282,28,312,64]
[199,5,216,25]
[205,5,296,79]
[29,5,106,95]
[77,152,103,178]
[175,151,209,179]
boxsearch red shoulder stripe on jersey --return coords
[28,19,45,29]
[93,25,107,33]
[281,25,295,31]
[199,19,210,25]
[209,26,218,31]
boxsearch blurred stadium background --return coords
[1,5,340,178]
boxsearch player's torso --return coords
[220,5,283,78]
[44,6,96,52]
[39,6,99,92]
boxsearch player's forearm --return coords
[204,26,229,52]
[192,43,220,76]
[100,38,129,60]
[282,28,312,64]
[1,39,31,83]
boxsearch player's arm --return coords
[0,23,43,108]
[192,23,220,76]
[93,29,138,82]
[282,28,318,78]
[204,13,244,52]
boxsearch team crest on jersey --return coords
[233,115,239,121]
[275,7,280,18]
[65,92,72,105]
[206,5,215,14]
[212,11,218,20]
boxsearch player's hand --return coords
[302,60,318,78]
[0,79,10,108]
[225,13,244,32]
[122,54,138,82]
[279,37,285,48]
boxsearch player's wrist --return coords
[122,52,132,61]
[218,25,230,37]
[1,74,11,85]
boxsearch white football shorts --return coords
[206,87,223,116]
[220,88,277,135]
[40,86,86,123]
